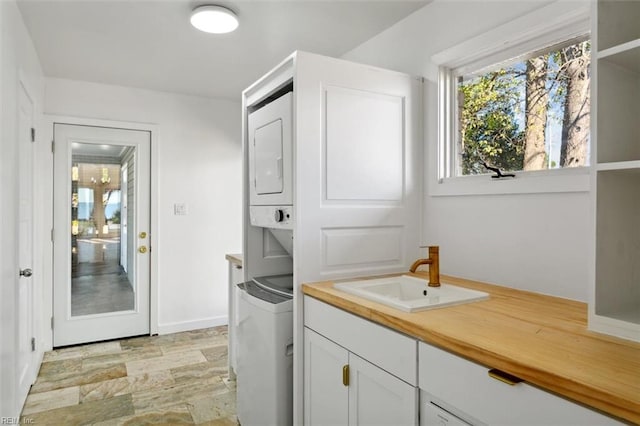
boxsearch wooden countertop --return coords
[302,273,640,424]
[225,253,243,266]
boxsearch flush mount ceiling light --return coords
[190,5,239,34]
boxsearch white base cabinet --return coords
[304,296,418,426]
[303,296,622,426]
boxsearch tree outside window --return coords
[457,38,591,176]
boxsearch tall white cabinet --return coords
[591,0,640,342]
[242,51,422,423]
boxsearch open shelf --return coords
[592,0,640,343]
[601,305,640,324]
[597,160,640,172]
[598,40,640,73]
[598,0,640,51]
[595,170,640,328]
[596,56,640,163]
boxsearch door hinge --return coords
[51,317,54,330]
[51,229,54,242]
[31,337,36,352]
[51,140,55,153]
[31,127,36,143]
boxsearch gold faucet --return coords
[410,246,440,287]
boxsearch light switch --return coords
[174,203,187,215]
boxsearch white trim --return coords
[589,313,640,342]
[430,167,590,197]
[597,161,640,172]
[42,114,160,350]
[597,38,640,60]
[243,53,295,107]
[46,114,159,133]
[432,1,590,72]
[157,316,228,335]
[432,0,592,197]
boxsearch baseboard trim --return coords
[157,316,228,335]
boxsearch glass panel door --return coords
[70,143,135,316]
[53,123,150,347]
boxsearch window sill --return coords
[429,167,591,197]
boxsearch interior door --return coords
[53,124,151,347]
[17,82,37,404]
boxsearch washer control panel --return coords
[250,205,293,229]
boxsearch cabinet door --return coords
[304,328,349,426]
[348,353,418,426]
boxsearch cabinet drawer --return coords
[420,394,472,426]
[418,342,620,425]
[304,296,417,385]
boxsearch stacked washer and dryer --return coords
[236,91,294,426]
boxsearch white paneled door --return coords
[53,124,151,347]
[17,81,37,406]
[295,52,422,284]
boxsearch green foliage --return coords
[459,70,524,174]
[110,209,121,224]
[457,39,590,175]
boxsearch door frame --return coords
[43,115,159,351]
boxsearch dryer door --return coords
[254,119,283,195]
[248,91,293,205]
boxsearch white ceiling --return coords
[18,0,427,100]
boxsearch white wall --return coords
[45,78,242,335]
[0,0,45,418]
[343,0,591,301]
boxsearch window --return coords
[433,1,591,195]
[456,38,591,176]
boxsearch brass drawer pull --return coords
[488,368,523,386]
[342,364,349,386]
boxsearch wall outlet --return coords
[174,203,187,216]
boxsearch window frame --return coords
[432,1,592,196]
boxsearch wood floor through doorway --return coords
[20,326,237,425]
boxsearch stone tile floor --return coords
[20,326,238,425]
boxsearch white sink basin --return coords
[334,275,489,312]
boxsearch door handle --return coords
[139,231,147,239]
[20,268,33,278]
[488,368,523,386]
[342,364,349,386]
[138,246,148,254]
